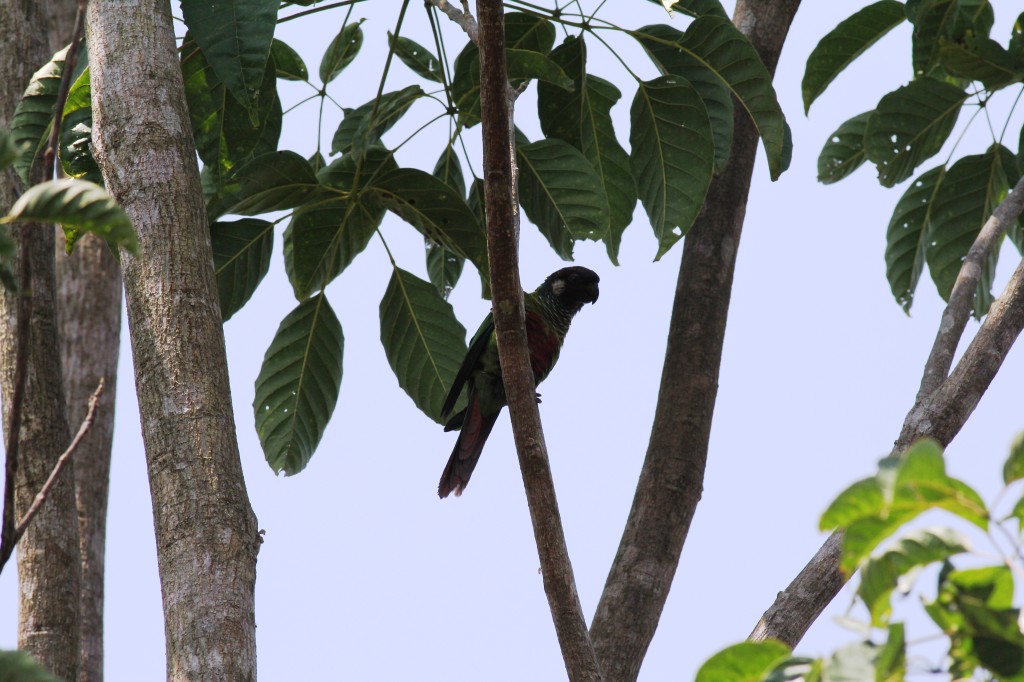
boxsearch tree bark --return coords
[85,2,261,679]
[56,232,121,682]
[589,2,801,679]
[0,1,82,679]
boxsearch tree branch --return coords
[429,0,478,43]
[588,2,801,679]
[916,175,1024,401]
[0,379,105,576]
[751,209,1024,647]
[475,0,599,679]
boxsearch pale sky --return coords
[3,1,1024,680]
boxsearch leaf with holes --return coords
[865,79,967,187]
[630,76,713,259]
[3,179,138,254]
[181,0,277,120]
[380,268,468,422]
[818,111,871,185]
[634,16,787,179]
[59,68,102,185]
[211,219,274,321]
[802,1,906,113]
[517,138,609,260]
[367,167,489,280]
[320,18,364,84]
[331,85,423,155]
[254,295,343,475]
[885,165,945,313]
[389,32,443,83]
[912,0,994,79]
[926,145,1014,317]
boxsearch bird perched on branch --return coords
[438,266,600,498]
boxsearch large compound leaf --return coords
[3,179,138,254]
[818,111,871,184]
[864,78,967,187]
[59,68,102,185]
[330,85,423,155]
[10,46,72,183]
[379,268,468,423]
[802,1,907,113]
[221,150,321,215]
[254,294,343,475]
[927,145,1014,317]
[389,33,443,83]
[637,24,733,173]
[285,147,396,299]
[320,19,364,84]
[630,76,714,259]
[634,16,788,179]
[181,0,277,119]
[367,168,489,279]
[211,219,274,321]
[518,139,610,260]
[885,166,946,313]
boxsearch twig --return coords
[0,379,105,576]
[752,256,1024,646]
[428,0,479,44]
[476,0,600,679]
[916,174,1024,402]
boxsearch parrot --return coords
[438,266,600,498]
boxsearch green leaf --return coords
[1011,11,1024,61]
[926,145,1014,316]
[0,129,18,170]
[379,267,469,422]
[330,85,423,155]
[427,146,467,297]
[10,46,70,183]
[182,34,280,191]
[802,1,907,113]
[180,0,277,120]
[389,33,443,83]
[320,18,364,84]
[648,0,728,19]
[893,439,988,529]
[506,48,573,90]
[939,34,1022,89]
[367,168,488,279]
[59,67,102,185]
[517,139,610,259]
[0,650,62,682]
[859,527,969,626]
[695,641,791,682]
[271,39,308,81]
[630,75,714,259]
[1005,432,1024,484]
[818,111,871,185]
[253,294,343,475]
[886,166,946,313]
[432,145,466,197]
[635,16,788,179]
[221,150,321,216]
[3,179,138,254]
[912,0,995,79]
[824,642,878,682]
[211,219,274,321]
[876,623,906,682]
[636,24,734,174]
[538,36,587,145]
[285,147,396,299]
[864,79,967,187]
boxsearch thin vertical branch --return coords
[475,0,600,679]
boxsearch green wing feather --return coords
[441,312,494,419]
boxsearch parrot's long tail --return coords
[438,398,500,498]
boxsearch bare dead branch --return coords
[917,175,1024,401]
[429,0,478,43]
[475,0,600,679]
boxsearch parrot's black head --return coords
[543,266,600,312]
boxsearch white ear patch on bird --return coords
[551,279,566,296]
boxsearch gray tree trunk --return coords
[0,1,81,679]
[56,232,121,682]
[85,1,261,679]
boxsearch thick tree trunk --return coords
[85,1,261,680]
[589,2,801,679]
[57,232,121,682]
[0,1,82,679]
